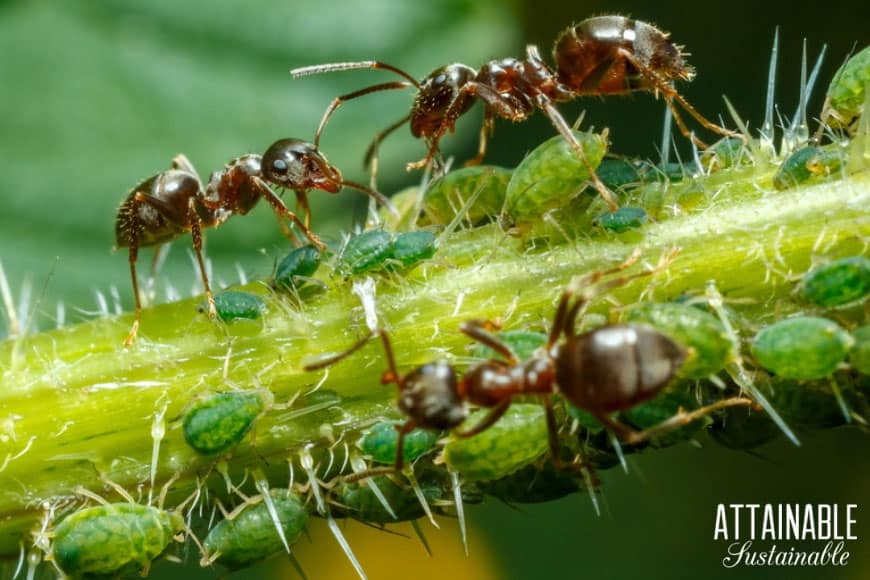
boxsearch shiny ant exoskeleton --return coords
[292,15,743,211]
[304,250,754,479]
[115,139,393,345]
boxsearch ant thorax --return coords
[203,154,262,214]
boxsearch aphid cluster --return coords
[79,19,869,580]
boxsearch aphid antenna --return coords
[449,470,469,556]
[704,281,800,446]
[410,519,434,556]
[404,470,439,528]
[348,456,398,520]
[760,27,780,153]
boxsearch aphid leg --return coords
[250,177,327,251]
[596,396,755,445]
[313,81,414,148]
[616,48,744,144]
[186,197,216,319]
[534,93,619,211]
[459,319,516,363]
[453,399,511,438]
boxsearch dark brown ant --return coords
[292,15,743,211]
[304,250,754,479]
[115,139,393,346]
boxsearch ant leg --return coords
[616,48,744,144]
[596,397,755,445]
[302,330,376,371]
[363,114,411,188]
[459,319,517,364]
[547,248,642,346]
[341,421,415,483]
[535,93,619,211]
[250,177,327,251]
[453,398,510,438]
[665,101,711,149]
[543,397,586,471]
[464,111,494,167]
[313,81,414,148]
[294,190,312,229]
[561,248,678,337]
[186,198,216,319]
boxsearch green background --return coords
[0,0,867,578]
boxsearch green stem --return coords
[0,164,867,556]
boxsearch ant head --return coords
[398,362,467,430]
[261,139,343,193]
[410,64,477,138]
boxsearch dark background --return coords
[0,0,867,578]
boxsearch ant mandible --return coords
[115,139,393,346]
[292,15,743,212]
[304,249,754,480]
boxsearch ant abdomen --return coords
[555,323,686,413]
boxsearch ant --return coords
[292,15,743,212]
[305,249,754,480]
[115,139,394,346]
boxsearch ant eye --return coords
[271,159,288,174]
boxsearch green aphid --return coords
[443,404,548,481]
[471,330,547,362]
[627,303,733,378]
[198,291,266,322]
[422,165,511,225]
[506,131,608,224]
[203,490,308,569]
[595,158,651,190]
[52,503,184,578]
[709,405,781,450]
[183,391,267,455]
[339,230,394,275]
[358,421,438,465]
[821,45,870,132]
[390,231,437,268]
[802,256,870,307]
[772,146,842,190]
[593,206,648,233]
[849,325,870,375]
[274,245,322,291]
[621,388,705,446]
[752,316,853,380]
[478,460,583,504]
[659,162,692,181]
[701,137,752,171]
[335,475,442,524]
